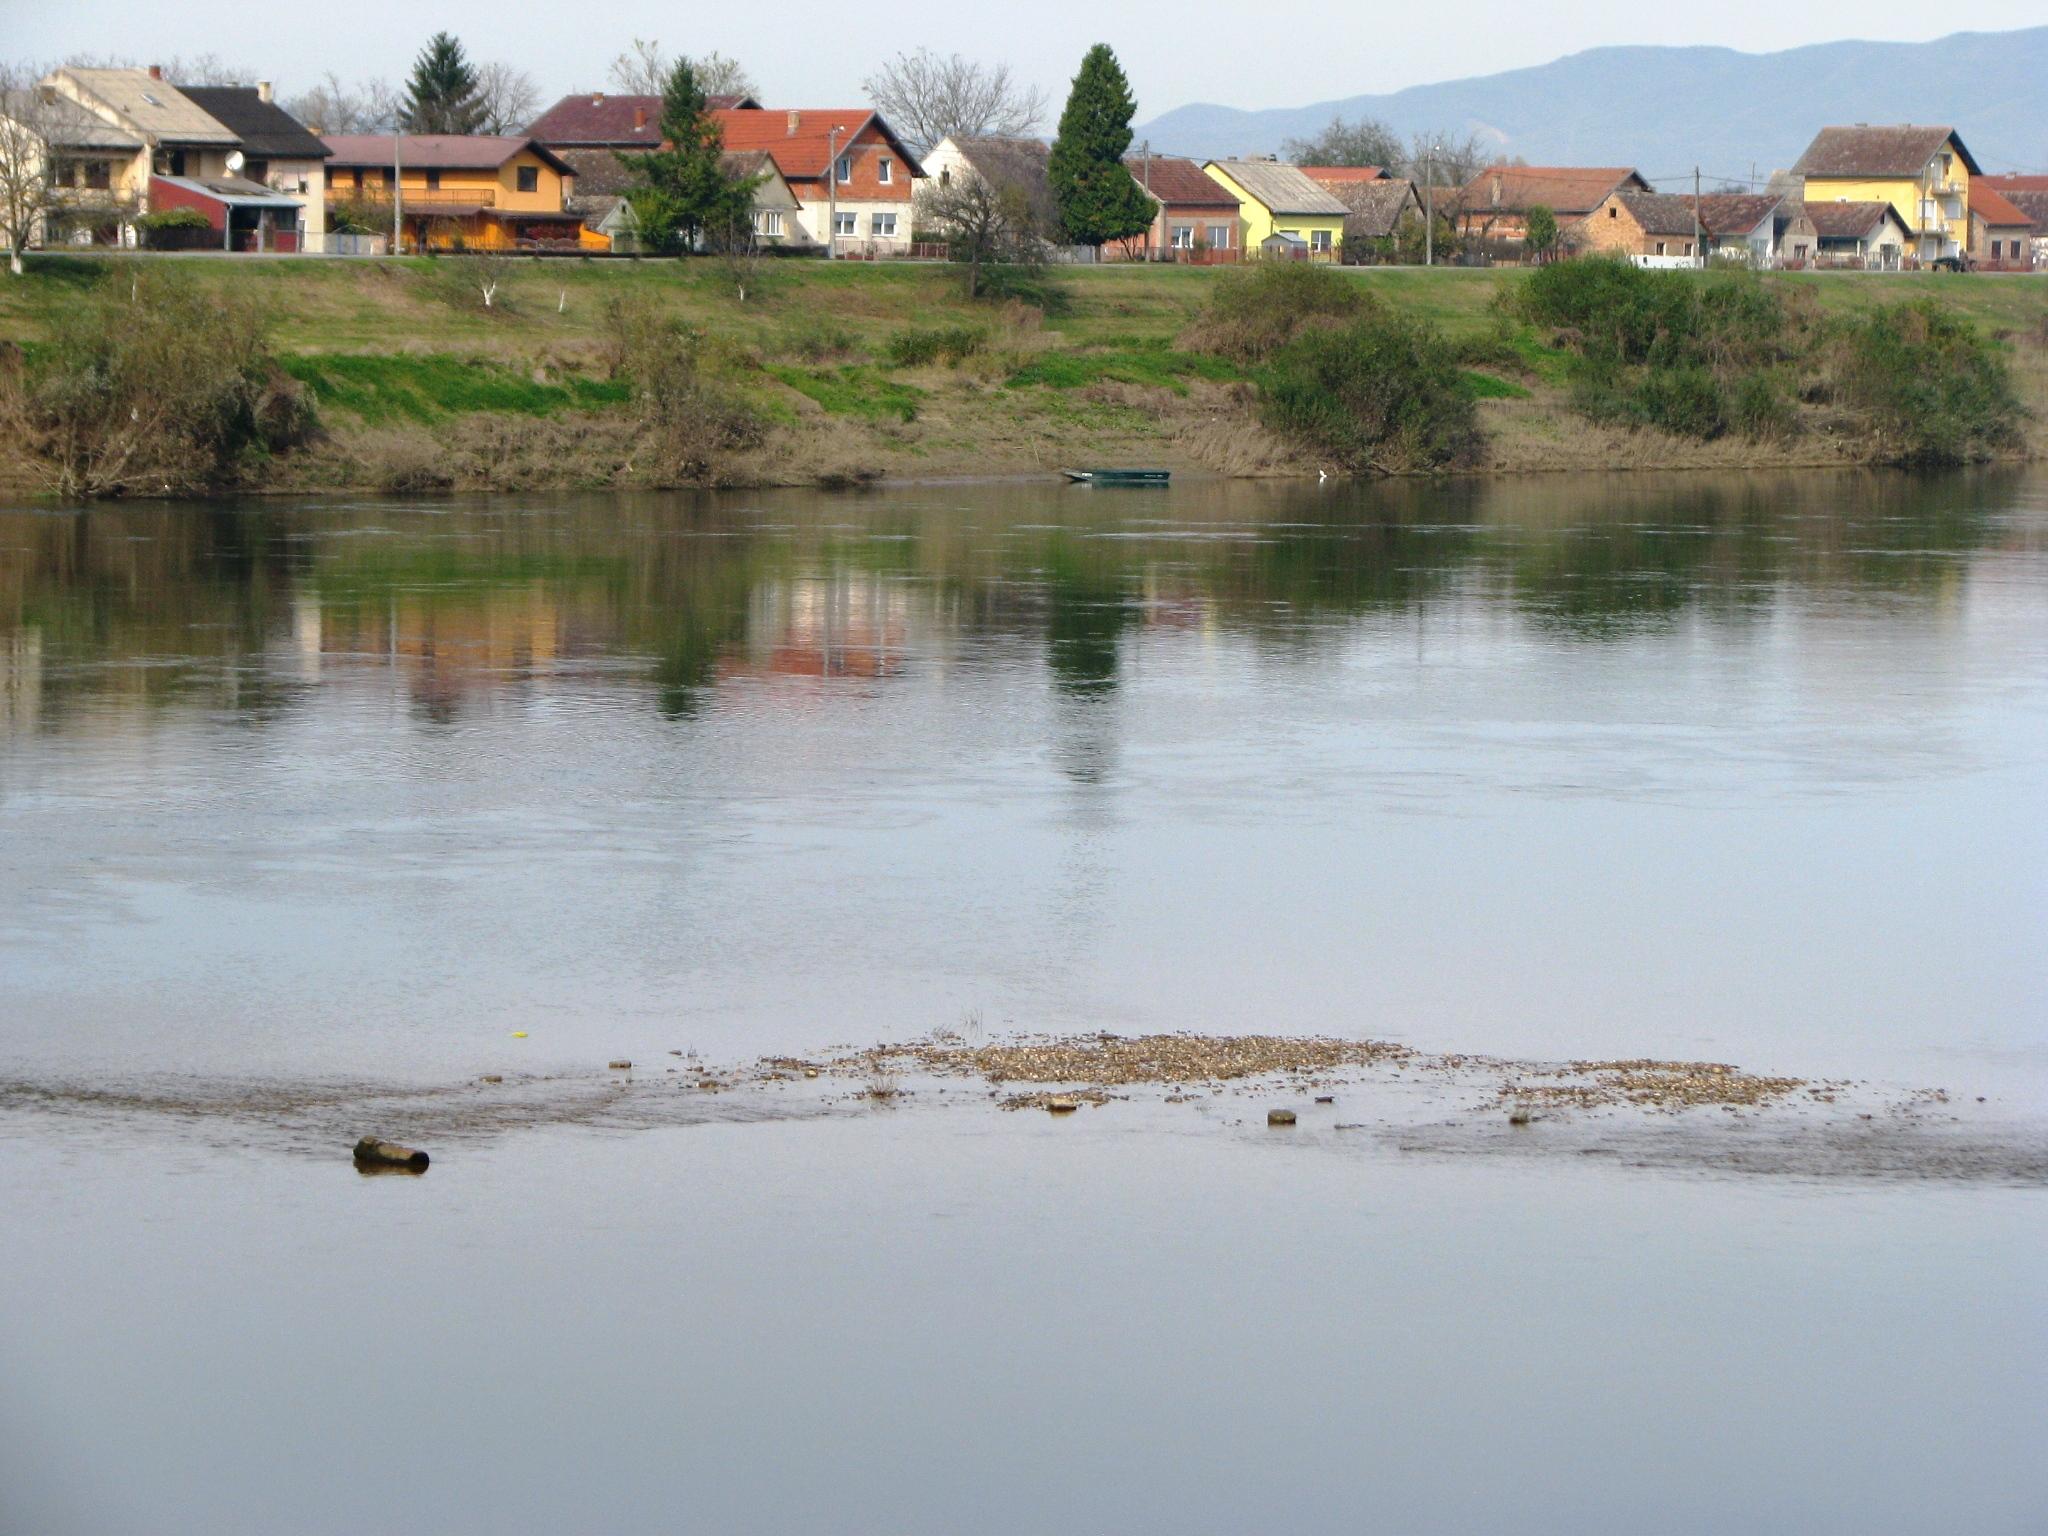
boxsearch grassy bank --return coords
[0,254,2042,496]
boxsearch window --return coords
[1654,240,1667,256]
[82,159,112,190]
[834,211,857,237]
[939,167,950,186]
[245,159,268,183]
[352,168,364,191]
[878,157,892,184]
[756,210,783,237]
[516,165,539,193]
[1609,205,1618,218]
[380,167,394,189]
[835,155,851,184]
[425,168,441,191]
[1170,224,1195,248]
[870,211,897,237]
[1310,228,1332,253]
[1207,223,1232,248]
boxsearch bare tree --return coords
[283,72,400,134]
[1283,114,1405,170]
[474,61,541,135]
[1405,129,1491,192]
[63,51,256,86]
[609,40,756,100]
[862,49,1047,157]
[707,209,765,302]
[919,171,1047,298]
[0,67,61,276]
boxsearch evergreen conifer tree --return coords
[626,61,758,254]
[400,32,484,134]
[1047,44,1153,247]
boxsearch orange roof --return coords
[713,108,920,180]
[1299,166,1387,184]
[1971,185,2032,227]
[1462,165,1648,215]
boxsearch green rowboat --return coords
[1062,468,1171,485]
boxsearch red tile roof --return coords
[529,92,758,146]
[1461,166,1648,216]
[713,108,920,180]
[321,134,574,175]
[1679,193,1783,237]
[1794,125,1980,179]
[1979,173,2048,192]
[1970,185,2032,227]
[1124,154,1239,208]
[1798,200,1904,239]
[1298,166,1387,184]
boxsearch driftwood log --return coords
[353,1137,430,1172]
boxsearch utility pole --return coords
[1424,140,1436,267]
[1140,138,1153,258]
[393,129,404,256]
[825,127,841,260]
[1692,164,1703,270]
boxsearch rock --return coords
[1314,1095,1335,1104]
[353,1137,429,1172]
[480,1074,503,1084]
[1046,1097,1079,1114]
[1267,1108,1297,1126]
[608,1060,632,1070]
[804,1068,820,1079]
[1507,1107,1532,1126]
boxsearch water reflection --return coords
[1,469,2034,736]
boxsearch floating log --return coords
[353,1137,429,1172]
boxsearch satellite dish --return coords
[225,150,245,173]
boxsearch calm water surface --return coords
[3,471,2046,1533]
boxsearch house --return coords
[1203,159,1348,260]
[1967,184,2034,270]
[178,86,331,250]
[528,90,761,150]
[321,134,584,251]
[1682,193,1785,266]
[715,108,921,254]
[921,135,1057,237]
[34,65,329,249]
[1578,189,1702,264]
[1974,174,2048,262]
[1455,165,1650,252]
[560,146,802,252]
[0,86,145,247]
[1121,152,1244,259]
[1300,169,1425,261]
[1793,200,1912,269]
[1791,125,1979,261]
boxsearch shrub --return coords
[1184,261,1371,363]
[776,315,861,363]
[0,266,312,497]
[1827,301,2024,464]
[600,293,764,481]
[885,325,986,367]
[1259,312,1482,473]
[132,207,212,232]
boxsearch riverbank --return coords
[1,255,2043,495]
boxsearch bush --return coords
[599,294,763,482]
[1827,301,2024,464]
[1184,261,1371,363]
[0,266,312,497]
[132,207,212,232]
[776,315,861,362]
[1259,311,1482,473]
[885,325,986,367]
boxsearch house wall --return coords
[1804,140,1968,255]
[1202,165,1342,258]
[1970,215,2035,268]
[1578,195,1648,255]
[798,129,915,251]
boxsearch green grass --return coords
[281,353,630,424]
[1005,341,1242,393]
[1459,370,1531,400]
[765,364,925,423]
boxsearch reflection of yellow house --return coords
[1791,125,1978,261]
[1202,159,1348,260]
[320,133,584,251]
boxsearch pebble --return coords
[480,1074,502,1084]
[1046,1097,1080,1114]
[1268,1108,1297,1126]
[608,1060,632,1070]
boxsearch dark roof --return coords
[1993,188,2048,231]
[1462,165,1648,216]
[1328,177,1421,236]
[528,91,758,146]
[1680,192,1782,237]
[1614,190,1700,237]
[1125,154,1239,208]
[321,134,575,176]
[1798,200,1906,239]
[1970,185,2033,228]
[559,147,640,200]
[176,87,330,159]
[1793,125,1980,179]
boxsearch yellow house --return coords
[1202,159,1348,260]
[321,133,584,251]
[1791,125,1979,262]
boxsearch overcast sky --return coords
[7,0,2042,121]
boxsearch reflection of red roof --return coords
[714,108,920,179]
[1299,165,1386,183]
[1971,185,2031,227]
[1124,154,1239,207]
[530,92,758,145]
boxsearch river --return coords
[3,471,2045,1533]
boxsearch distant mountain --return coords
[1135,28,2048,188]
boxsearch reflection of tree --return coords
[1038,532,1136,696]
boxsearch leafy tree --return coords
[1524,203,1558,259]
[400,32,484,134]
[625,61,759,255]
[1283,114,1404,170]
[1046,44,1152,247]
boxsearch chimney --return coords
[633,107,647,131]
[787,110,800,135]
[591,93,603,106]
[257,80,272,103]
[148,64,163,80]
